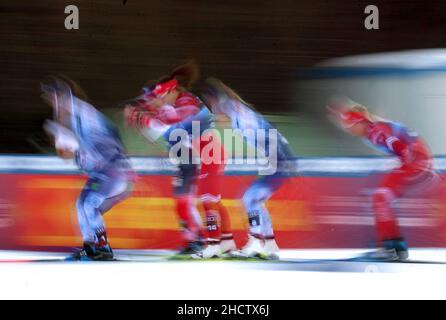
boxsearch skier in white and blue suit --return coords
[42,76,133,261]
[201,78,296,260]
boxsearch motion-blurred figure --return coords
[125,62,235,257]
[328,100,441,261]
[202,78,296,260]
[42,76,133,261]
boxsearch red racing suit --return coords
[125,91,230,242]
[365,121,437,242]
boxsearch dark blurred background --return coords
[1,0,446,153]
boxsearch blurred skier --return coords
[42,76,133,261]
[328,100,441,261]
[201,78,296,260]
[124,62,236,257]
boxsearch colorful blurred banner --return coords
[1,156,445,250]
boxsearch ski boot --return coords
[230,234,264,259]
[360,239,409,262]
[67,234,115,262]
[94,234,114,261]
[178,240,205,256]
[262,237,281,260]
[66,242,97,261]
[220,235,238,257]
[191,241,223,259]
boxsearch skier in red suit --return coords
[329,103,440,261]
[125,62,235,257]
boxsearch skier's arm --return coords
[371,124,415,164]
[43,120,79,158]
[385,136,414,164]
[157,105,200,124]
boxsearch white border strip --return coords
[0,155,445,175]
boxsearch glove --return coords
[44,120,79,153]
[124,105,153,128]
